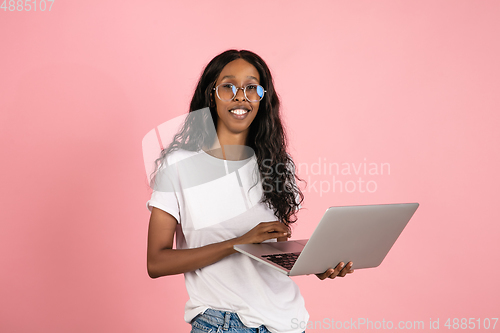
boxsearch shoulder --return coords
[155,148,201,185]
[163,148,201,166]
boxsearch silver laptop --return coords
[233,203,419,276]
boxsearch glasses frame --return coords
[213,83,267,102]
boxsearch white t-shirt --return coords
[146,148,309,333]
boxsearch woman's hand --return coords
[233,221,290,245]
[315,261,354,280]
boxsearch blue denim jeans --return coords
[190,308,305,333]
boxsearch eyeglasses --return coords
[213,83,266,102]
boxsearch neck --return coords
[206,129,250,160]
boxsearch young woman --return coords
[146,49,354,333]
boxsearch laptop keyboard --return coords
[261,252,301,270]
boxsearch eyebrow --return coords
[221,75,259,82]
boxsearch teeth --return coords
[230,109,248,115]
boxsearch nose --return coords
[234,87,246,101]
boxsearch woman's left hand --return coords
[315,262,354,280]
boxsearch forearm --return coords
[147,237,240,278]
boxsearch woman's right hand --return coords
[234,221,291,245]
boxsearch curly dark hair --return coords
[149,49,304,231]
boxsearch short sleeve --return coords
[146,161,181,224]
[146,190,180,223]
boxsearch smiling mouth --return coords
[229,109,250,115]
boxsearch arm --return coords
[147,207,290,278]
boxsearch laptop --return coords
[233,203,419,276]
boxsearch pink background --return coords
[1,0,499,332]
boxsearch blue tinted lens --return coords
[257,85,264,98]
